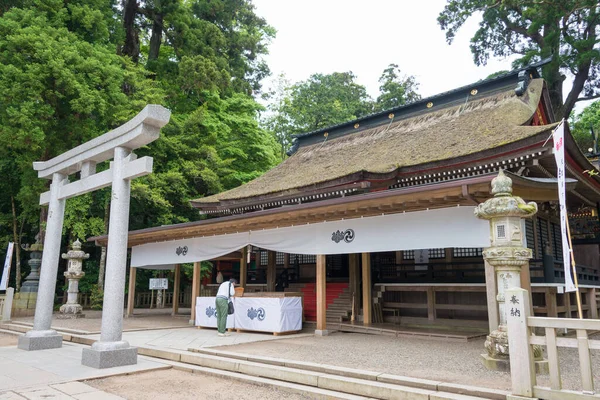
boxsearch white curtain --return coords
[131,206,489,268]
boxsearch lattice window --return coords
[551,222,563,261]
[429,248,445,259]
[537,218,549,259]
[259,250,268,266]
[403,249,445,259]
[453,248,483,257]
[276,252,285,265]
[525,219,535,254]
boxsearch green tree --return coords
[0,2,164,248]
[279,72,373,134]
[438,0,600,119]
[376,63,421,111]
[572,101,600,152]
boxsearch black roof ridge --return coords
[290,57,552,142]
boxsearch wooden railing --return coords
[507,287,600,399]
[134,291,191,308]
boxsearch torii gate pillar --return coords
[18,105,171,370]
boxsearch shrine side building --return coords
[92,61,600,335]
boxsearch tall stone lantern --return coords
[59,239,89,319]
[474,170,541,371]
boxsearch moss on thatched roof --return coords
[194,79,551,206]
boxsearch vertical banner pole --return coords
[565,214,583,319]
[552,120,582,318]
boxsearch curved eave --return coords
[91,170,568,248]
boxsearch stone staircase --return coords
[286,282,353,323]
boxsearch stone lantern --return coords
[59,239,89,318]
[474,170,543,371]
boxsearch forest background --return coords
[0,0,598,306]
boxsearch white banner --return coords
[553,121,576,292]
[0,242,14,291]
[132,207,489,268]
[195,297,235,329]
[234,297,302,333]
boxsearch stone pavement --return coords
[86,327,313,351]
[1,381,125,400]
[0,341,168,398]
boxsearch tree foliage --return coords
[0,0,279,291]
[262,67,420,157]
[438,0,600,119]
[376,64,421,111]
[571,100,600,152]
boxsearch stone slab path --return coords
[0,342,167,392]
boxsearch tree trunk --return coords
[148,13,164,62]
[122,0,140,63]
[97,199,110,289]
[11,196,21,291]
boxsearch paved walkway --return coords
[110,327,313,351]
[0,342,168,398]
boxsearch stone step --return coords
[166,359,374,400]
[180,348,505,400]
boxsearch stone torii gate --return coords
[18,105,171,369]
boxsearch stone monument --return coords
[58,239,88,319]
[12,236,43,317]
[474,169,546,372]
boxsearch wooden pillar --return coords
[267,250,276,292]
[362,253,372,325]
[126,266,136,318]
[427,287,436,321]
[545,287,558,317]
[484,260,499,333]
[316,254,327,334]
[564,290,572,318]
[590,288,598,319]
[172,264,180,316]
[240,247,247,289]
[284,253,290,269]
[349,254,360,321]
[189,261,200,325]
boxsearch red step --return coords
[299,282,348,322]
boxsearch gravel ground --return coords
[12,309,190,332]
[0,332,18,347]
[87,368,311,400]
[214,331,600,392]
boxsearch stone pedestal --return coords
[474,170,546,371]
[82,341,138,369]
[58,240,88,319]
[12,242,43,318]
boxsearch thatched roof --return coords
[193,78,553,210]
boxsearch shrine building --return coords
[91,59,600,337]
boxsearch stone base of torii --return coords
[17,105,171,368]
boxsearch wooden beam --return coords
[267,251,276,292]
[240,247,247,289]
[172,264,180,316]
[362,253,372,325]
[126,266,136,318]
[190,262,200,325]
[316,254,327,332]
